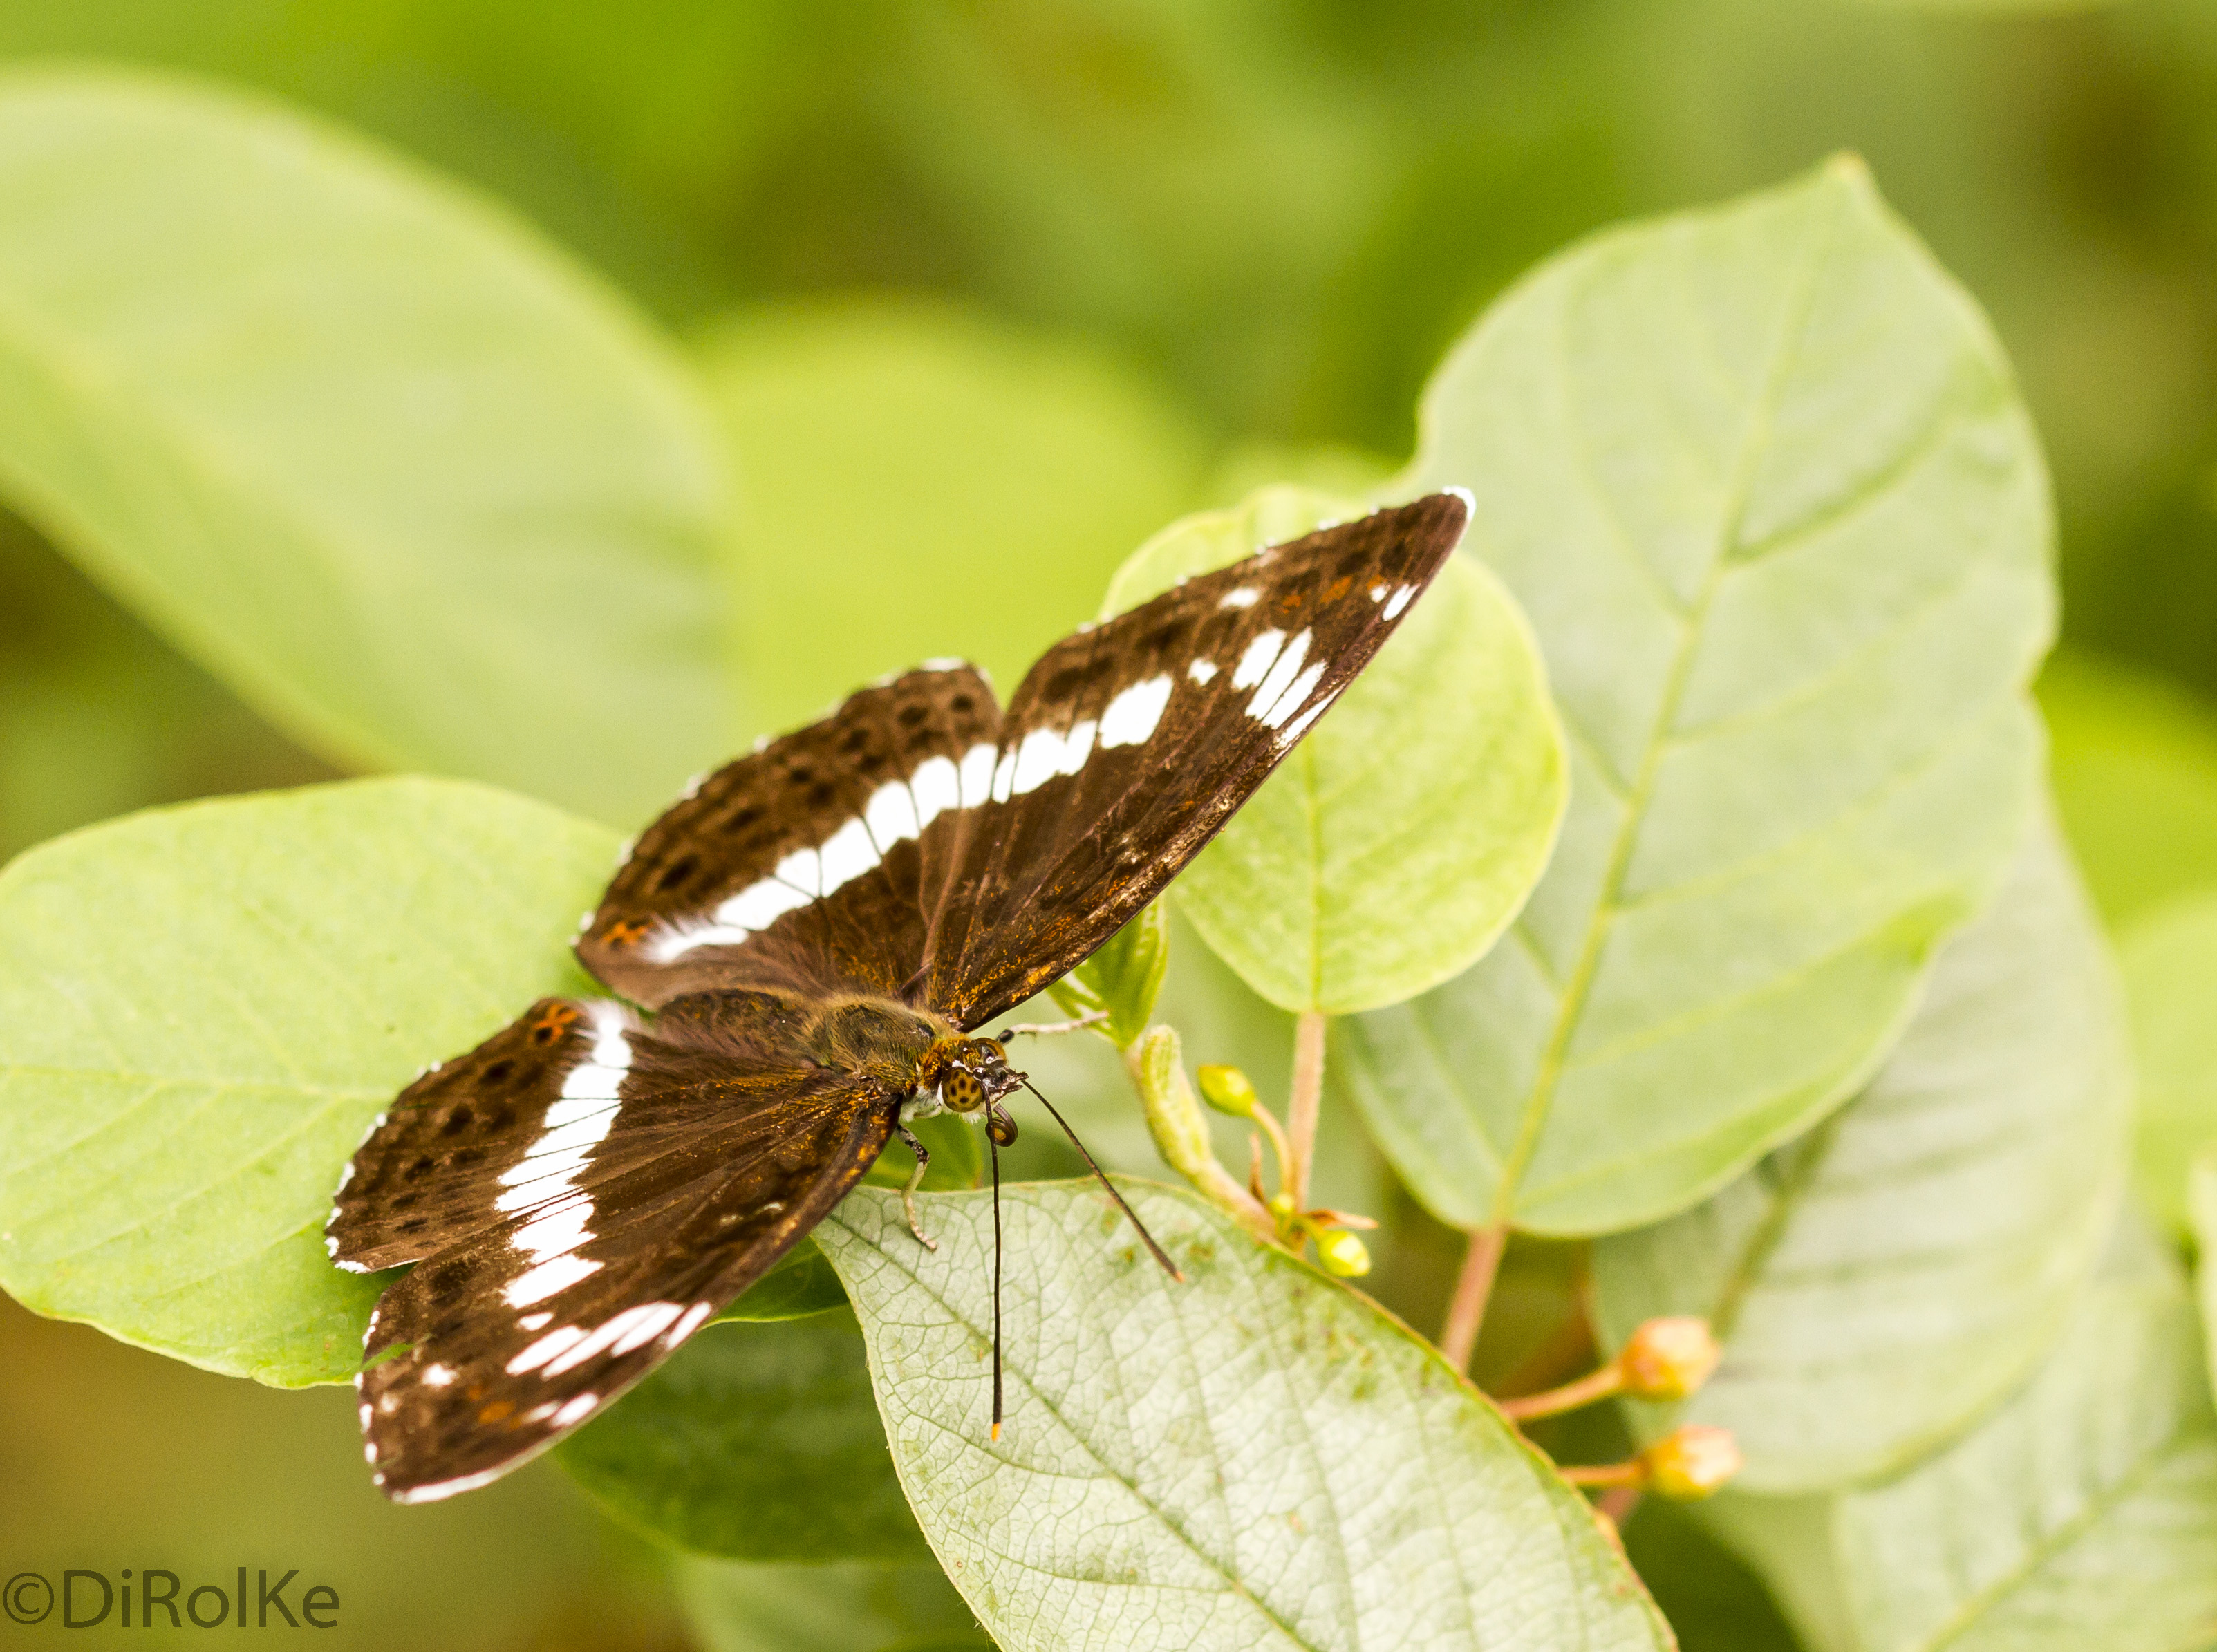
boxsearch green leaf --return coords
[0,777,617,1385]
[559,1312,930,1563]
[1342,156,2052,1235]
[0,68,736,824]
[712,1238,850,1325]
[2118,892,2217,1239]
[675,1555,991,1652]
[2039,650,2217,928]
[1045,900,1170,1048]
[1589,811,2131,1491]
[2193,1152,2217,1411]
[816,1181,1673,1652]
[1104,484,1568,1015]
[1835,1223,2217,1652]
[702,296,1207,738]
[867,1109,986,1195]
[1620,1499,1805,1652]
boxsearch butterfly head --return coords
[934,1036,1025,1122]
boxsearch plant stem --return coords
[1595,1487,1644,1530]
[1439,1222,1508,1372]
[1560,1460,1644,1489]
[1248,1100,1294,1199]
[1125,1025,1278,1245]
[1286,1010,1327,1209]
[1498,1363,1625,1422]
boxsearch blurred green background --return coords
[4,2,2216,1648]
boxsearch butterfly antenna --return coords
[1018,1076,1184,1283]
[990,1123,1004,1443]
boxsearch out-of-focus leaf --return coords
[2119,892,2217,1238]
[2039,650,2217,927]
[866,1109,985,1194]
[1344,157,2051,1235]
[1620,1498,1805,1652]
[1695,1496,1857,1652]
[816,1182,1673,1652]
[2193,1152,2217,1411]
[1835,1224,2217,1652]
[1045,900,1169,1049]
[711,1238,848,1324]
[1591,814,2129,1491]
[0,778,615,1385]
[702,296,1207,737]
[0,68,738,825]
[675,1554,990,1652]
[1105,485,1566,1015]
[559,1312,928,1562]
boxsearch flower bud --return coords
[1640,1425,1741,1501]
[1197,1064,1259,1118]
[1618,1316,1721,1401]
[1317,1229,1371,1277]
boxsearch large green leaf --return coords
[1103,484,1566,1015]
[675,1555,992,1652]
[2118,892,2217,1239]
[2039,651,2217,928]
[559,1311,930,1562]
[816,1182,1672,1652]
[1342,157,2052,1235]
[1589,813,2130,1491]
[1835,1226,2217,1652]
[702,296,1207,738]
[0,68,736,823]
[2193,1152,2217,1411]
[0,778,616,1385]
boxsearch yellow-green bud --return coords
[1618,1316,1721,1401]
[1197,1064,1259,1117]
[1317,1230,1371,1277]
[1641,1425,1741,1501]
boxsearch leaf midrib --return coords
[1488,192,1840,1228]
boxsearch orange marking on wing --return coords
[601,917,653,949]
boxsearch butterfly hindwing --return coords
[352,997,899,1503]
[922,491,1470,1025]
[578,664,1002,1008]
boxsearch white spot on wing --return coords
[1382,583,1416,621]
[505,1252,601,1307]
[1188,659,1218,684]
[666,1302,717,1346]
[864,779,920,849]
[1099,675,1174,749]
[422,1362,456,1387]
[1231,630,1285,691]
[1369,583,1387,601]
[815,816,879,892]
[908,756,960,829]
[1219,587,1260,609]
[1275,688,1338,747]
[1257,661,1327,730]
[552,1393,599,1428]
[391,1465,510,1505]
[958,742,997,807]
[1247,628,1311,721]
[508,1324,588,1374]
[518,1312,552,1331]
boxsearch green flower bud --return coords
[1197,1064,1259,1117]
[1317,1230,1371,1277]
[1641,1425,1741,1501]
[1618,1316,1721,1401]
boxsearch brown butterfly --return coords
[326,490,1471,1502]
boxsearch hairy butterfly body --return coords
[327,490,1472,1501]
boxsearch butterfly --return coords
[326,489,1472,1503]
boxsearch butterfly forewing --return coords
[578,664,1001,1009]
[341,997,898,1501]
[921,491,1470,1026]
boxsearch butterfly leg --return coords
[995,1009,1109,1041]
[894,1124,939,1251]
